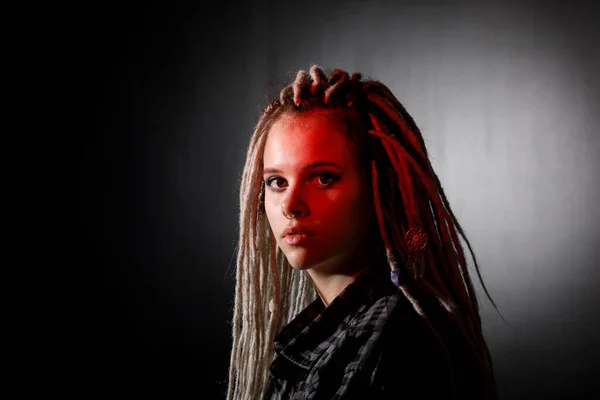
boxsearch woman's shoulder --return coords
[370,285,486,399]
[340,284,461,397]
[347,279,465,365]
[343,273,461,355]
[373,284,465,358]
[349,281,430,336]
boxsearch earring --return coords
[390,226,428,286]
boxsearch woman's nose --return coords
[281,183,310,218]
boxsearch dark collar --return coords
[271,269,396,374]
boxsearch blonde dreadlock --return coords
[227,64,498,400]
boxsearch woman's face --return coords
[262,111,374,274]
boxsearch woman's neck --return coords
[309,267,368,306]
[307,235,378,306]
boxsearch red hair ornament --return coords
[390,226,428,286]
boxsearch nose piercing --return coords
[283,210,295,220]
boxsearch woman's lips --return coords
[282,225,314,238]
[282,225,315,246]
[283,234,314,246]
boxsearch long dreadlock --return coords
[227,64,498,400]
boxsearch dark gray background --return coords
[75,1,599,398]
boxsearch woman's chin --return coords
[286,257,314,271]
[284,252,338,273]
[283,251,320,271]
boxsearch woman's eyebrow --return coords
[263,161,343,174]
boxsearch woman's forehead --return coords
[263,113,360,170]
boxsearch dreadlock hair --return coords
[227,64,498,400]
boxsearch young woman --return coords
[227,65,497,399]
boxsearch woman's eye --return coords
[314,173,339,187]
[265,177,287,190]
